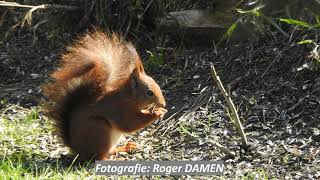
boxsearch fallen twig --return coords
[210,63,248,147]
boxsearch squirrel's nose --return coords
[158,98,166,108]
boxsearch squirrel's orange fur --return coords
[43,30,167,160]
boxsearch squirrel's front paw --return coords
[154,107,168,118]
[141,108,167,118]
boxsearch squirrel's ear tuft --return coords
[130,68,139,89]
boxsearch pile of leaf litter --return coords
[1,19,320,178]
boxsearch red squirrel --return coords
[43,30,167,160]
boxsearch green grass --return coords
[0,153,94,179]
[220,1,320,47]
[242,168,271,180]
[0,107,97,179]
[144,49,165,72]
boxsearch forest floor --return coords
[1,18,320,179]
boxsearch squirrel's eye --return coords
[146,90,154,97]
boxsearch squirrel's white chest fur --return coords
[109,129,124,151]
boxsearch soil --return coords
[1,9,320,179]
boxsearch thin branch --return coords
[210,63,248,147]
[0,1,79,11]
[0,1,79,37]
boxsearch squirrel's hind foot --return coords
[110,141,139,154]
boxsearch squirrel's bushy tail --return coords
[43,80,94,146]
[43,59,104,146]
[42,30,138,146]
